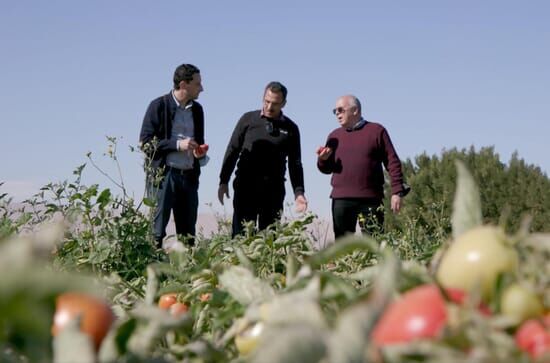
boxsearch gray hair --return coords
[349,95,362,114]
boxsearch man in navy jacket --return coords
[139,63,207,247]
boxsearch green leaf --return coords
[328,248,400,363]
[250,323,327,363]
[97,188,112,209]
[219,266,275,306]
[306,235,379,269]
[142,197,156,208]
[452,160,482,239]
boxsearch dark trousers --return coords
[148,168,199,247]
[232,179,285,237]
[332,198,384,239]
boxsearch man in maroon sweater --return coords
[317,94,408,239]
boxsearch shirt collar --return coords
[172,90,193,110]
[260,110,285,121]
[346,118,367,132]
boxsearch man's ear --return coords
[281,100,287,108]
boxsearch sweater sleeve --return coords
[380,128,405,195]
[317,135,336,174]
[287,123,305,196]
[219,114,248,185]
[139,97,178,160]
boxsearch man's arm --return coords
[218,114,248,204]
[138,98,178,159]
[380,128,407,212]
[287,124,307,212]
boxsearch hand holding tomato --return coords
[316,146,332,161]
[193,143,209,158]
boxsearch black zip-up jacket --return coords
[139,92,205,176]
[219,110,305,196]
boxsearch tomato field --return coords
[1,160,549,363]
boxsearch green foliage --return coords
[2,140,549,362]
[386,146,550,234]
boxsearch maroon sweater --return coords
[317,121,405,200]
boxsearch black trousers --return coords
[148,168,199,247]
[232,179,285,237]
[332,198,384,239]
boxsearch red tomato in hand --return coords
[198,144,209,153]
[52,292,115,351]
[316,146,330,155]
[515,315,550,359]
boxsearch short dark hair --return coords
[173,64,200,89]
[264,81,288,101]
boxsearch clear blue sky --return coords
[1,1,549,218]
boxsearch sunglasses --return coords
[332,107,350,115]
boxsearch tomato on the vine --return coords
[169,302,189,317]
[158,293,178,310]
[515,315,550,359]
[436,226,517,300]
[52,292,115,351]
[500,284,544,324]
[372,285,449,345]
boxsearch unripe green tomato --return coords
[436,226,518,300]
[235,320,264,356]
[501,284,544,324]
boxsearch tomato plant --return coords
[52,292,115,351]
[436,226,518,300]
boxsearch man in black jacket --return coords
[139,63,208,247]
[218,81,308,237]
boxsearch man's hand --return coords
[316,146,332,161]
[295,194,308,213]
[391,194,402,214]
[193,144,209,158]
[218,184,230,205]
[178,138,198,151]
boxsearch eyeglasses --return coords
[332,107,349,115]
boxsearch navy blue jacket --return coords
[139,92,205,175]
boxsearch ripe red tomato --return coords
[199,293,212,302]
[515,315,550,359]
[372,285,449,345]
[52,292,115,351]
[199,144,209,153]
[316,146,330,155]
[169,302,189,317]
[158,293,178,310]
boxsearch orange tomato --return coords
[169,302,189,317]
[52,292,115,351]
[158,293,178,310]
